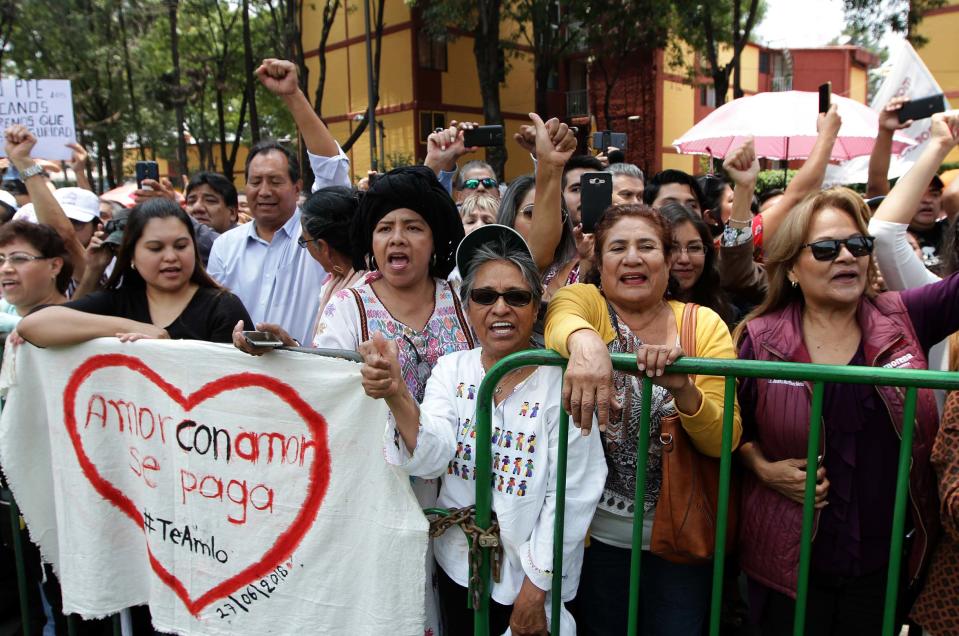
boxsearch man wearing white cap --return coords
[14,186,101,247]
[0,189,17,223]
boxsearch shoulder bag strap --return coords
[449,283,476,349]
[348,287,369,343]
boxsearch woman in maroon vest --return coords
[733,187,959,633]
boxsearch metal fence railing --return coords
[466,349,959,636]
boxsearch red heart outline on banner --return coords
[62,353,331,616]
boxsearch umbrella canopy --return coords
[100,182,137,208]
[672,91,915,161]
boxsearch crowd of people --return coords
[2,55,959,636]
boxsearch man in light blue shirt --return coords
[208,59,350,345]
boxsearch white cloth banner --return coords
[0,80,77,161]
[826,40,952,186]
[0,339,427,636]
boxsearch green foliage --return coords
[384,151,414,170]
[756,168,797,196]
[841,0,946,48]
[3,0,299,185]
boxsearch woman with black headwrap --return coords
[312,165,472,635]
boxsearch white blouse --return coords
[384,348,606,627]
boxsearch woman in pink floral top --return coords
[313,166,472,636]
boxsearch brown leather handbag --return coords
[650,303,739,564]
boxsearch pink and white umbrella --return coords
[100,182,137,208]
[672,91,915,161]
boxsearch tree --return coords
[842,0,946,48]
[414,0,508,178]
[339,0,385,154]
[575,0,671,126]
[508,0,581,117]
[675,0,763,108]
[312,0,343,120]
[242,0,261,142]
[167,0,189,178]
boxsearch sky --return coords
[754,0,848,48]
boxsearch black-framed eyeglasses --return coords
[672,243,706,256]
[801,236,875,261]
[0,252,50,267]
[297,236,321,249]
[469,288,534,307]
[104,218,127,234]
[463,178,497,190]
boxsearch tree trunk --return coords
[341,0,385,153]
[168,0,188,179]
[313,0,341,120]
[242,0,260,142]
[97,135,116,189]
[96,139,106,192]
[712,68,731,108]
[117,0,145,161]
[473,0,506,178]
[534,56,551,117]
[226,89,249,181]
[215,79,229,173]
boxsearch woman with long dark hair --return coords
[19,198,252,345]
[658,202,736,324]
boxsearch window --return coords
[418,31,448,71]
[700,86,716,108]
[759,51,770,74]
[418,112,446,143]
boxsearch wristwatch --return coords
[18,163,45,180]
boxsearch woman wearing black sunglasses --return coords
[731,186,959,634]
[359,224,606,635]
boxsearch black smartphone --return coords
[592,131,628,152]
[580,172,613,234]
[135,161,160,189]
[818,82,831,114]
[898,94,946,123]
[463,125,505,147]
[242,331,284,348]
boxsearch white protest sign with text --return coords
[0,339,427,636]
[0,79,76,161]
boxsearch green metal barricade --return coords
[468,350,959,636]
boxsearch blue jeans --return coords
[573,539,712,636]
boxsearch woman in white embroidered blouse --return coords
[359,225,606,636]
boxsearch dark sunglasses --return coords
[469,288,533,307]
[801,236,875,261]
[463,178,497,190]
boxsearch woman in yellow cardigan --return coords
[544,203,741,636]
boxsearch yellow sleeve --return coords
[543,283,616,357]
[677,305,743,457]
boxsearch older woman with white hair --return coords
[360,225,606,636]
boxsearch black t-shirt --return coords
[911,217,948,274]
[64,286,253,343]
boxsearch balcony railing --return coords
[772,75,793,92]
